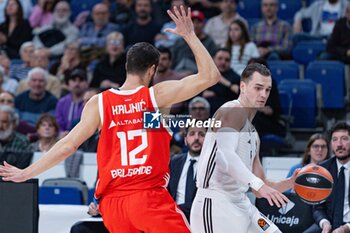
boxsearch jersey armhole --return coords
[149,87,173,137]
[98,93,104,126]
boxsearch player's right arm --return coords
[214,106,289,207]
[0,96,100,183]
[153,6,220,108]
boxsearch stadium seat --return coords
[87,188,95,204]
[305,0,317,6]
[277,0,302,22]
[268,61,299,85]
[42,178,89,204]
[70,0,100,20]
[237,0,261,19]
[39,187,83,205]
[278,79,317,129]
[305,61,345,109]
[292,41,326,65]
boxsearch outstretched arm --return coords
[154,6,220,108]
[0,96,100,182]
[252,150,298,193]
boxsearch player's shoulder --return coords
[214,101,248,130]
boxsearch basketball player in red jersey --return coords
[0,6,220,233]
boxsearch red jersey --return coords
[95,86,172,198]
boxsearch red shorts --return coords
[99,188,191,233]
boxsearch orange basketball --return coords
[294,165,333,205]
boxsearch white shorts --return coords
[190,188,280,233]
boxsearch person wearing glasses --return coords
[287,133,330,179]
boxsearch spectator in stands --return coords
[202,48,240,115]
[0,91,36,139]
[250,0,292,60]
[172,10,217,75]
[226,19,259,75]
[49,41,84,93]
[124,0,161,47]
[0,54,18,94]
[90,32,126,89]
[153,46,183,85]
[293,0,348,46]
[10,41,34,81]
[0,104,31,169]
[0,0,32,22]
[55,68,88,135]
[168,125,206,222]
[188,96,210,121]
[79,3,120,50]
[153,46,185,114]
[0,0,33,59]
[326,2,350,64]
[154,0,185,48]
[29,113,58,152]
[65,88,99,178]
[16,48,61,98]
[187,0,221,19]
[32,1,79,58]
[15,67,57,126]
[304,122,350,233]
[204,0,247,47]
[109,0,134,30]
[29,0,56,29]
[287,134,329,179]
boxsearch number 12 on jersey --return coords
[117,129,148,166]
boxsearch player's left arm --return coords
[0,95,100,182]
[252,138,299,193]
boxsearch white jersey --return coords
[196,100,259,198]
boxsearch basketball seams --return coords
[297,171,333,182]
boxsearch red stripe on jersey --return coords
[95,86,171,198]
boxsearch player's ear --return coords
[240,81,245,93]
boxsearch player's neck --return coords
[120,74,149,90]
[237,97,257,121]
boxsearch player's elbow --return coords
[199,68,220,87]
[211,69,221,85]
[57,139,78,160]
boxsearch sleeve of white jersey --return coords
[215,127,264,191]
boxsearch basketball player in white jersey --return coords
[191,63,299,233]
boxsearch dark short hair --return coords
[65,68,87,84]
[214,47,231,57]
[248,57,268,68]
[241,63,271,82]
[158,46,172,60]
[126,42,160,76]
[329,122,350,140]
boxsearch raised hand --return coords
[0,161,26,183]
[258,184,290,208]
[164,6,194,39]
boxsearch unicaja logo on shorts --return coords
[143,110,161,128]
